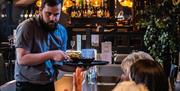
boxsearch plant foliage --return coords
[143,0,179,64]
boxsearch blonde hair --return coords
[121,51,154,75]
[113,81,149,91]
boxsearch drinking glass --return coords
[70,40,75,49]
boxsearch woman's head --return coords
[120,51,154,80]
[130,59,169,91]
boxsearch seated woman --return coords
[120,51,154,81]
[129,59,169,91]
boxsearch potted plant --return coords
[143,0,179,76]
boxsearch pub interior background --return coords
[0,0,180,90]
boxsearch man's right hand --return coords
[49,50,68,61]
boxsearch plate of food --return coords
[66,49,94,63]
[63,49,109,67]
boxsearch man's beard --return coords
[40,18,58,32]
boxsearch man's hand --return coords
[49,50,69,61]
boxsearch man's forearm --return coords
[17,50,51,66]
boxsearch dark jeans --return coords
[16,82,55,91]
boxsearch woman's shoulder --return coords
[116,81,135,86]
[113,81,149,91]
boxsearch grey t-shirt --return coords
[14,16,67,84]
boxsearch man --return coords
[15,0,69,91]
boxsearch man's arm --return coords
[16,48,68,66]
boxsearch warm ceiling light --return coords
[36,0,41,8]
[62,6,66,12]
[62,0,74,12]
[120,0,133,8]
[63,0,73,8]
[118,0,123,2]
[92,0,102,7]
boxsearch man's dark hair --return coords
[41,0,62,8]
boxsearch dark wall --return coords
[0,0,13,41]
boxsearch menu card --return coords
[91,34,99,47]
[101,42,112,64]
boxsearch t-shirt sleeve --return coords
[15,20,34,51]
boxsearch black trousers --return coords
[16,82,55,91]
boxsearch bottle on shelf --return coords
[68,0,109,18]
[24,10,29,19]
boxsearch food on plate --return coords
[66,50,81,60]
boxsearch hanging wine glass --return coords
[70,40,75,49]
